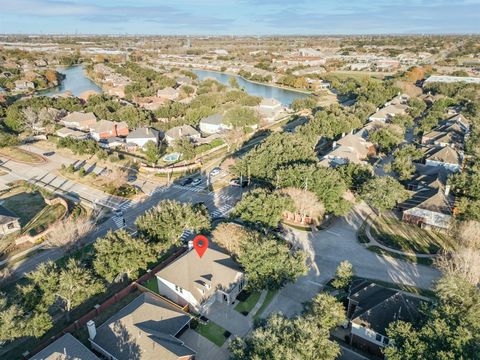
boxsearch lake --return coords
[192,69,309,106]
[40,65,102,97]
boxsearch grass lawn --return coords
[368,245,434,266]
[0,147,44,163]
[234,290,261,315]
[23,203,66,236]
[143,277,160,294]
[253,288,279,320]
[1,191,47,226]
[193,320,230,347]
[370,215,454,255]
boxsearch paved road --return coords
[264,202,441,318]
[3,178,244,282]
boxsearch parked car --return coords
[179,177,193,186]
[191,177,202,186]
[43,151,55,156]
[210,167,221,176]
[127,174,137,182]
[229,178,248,187]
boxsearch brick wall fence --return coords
[25,246,187,359]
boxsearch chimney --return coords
[332,141,337,149]
[445,184,451,196]
[87,320,96,340]
[188,240,194,251]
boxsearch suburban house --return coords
[368,103,408,122]
[424,145,463,173]
[157,87,179,101]
[320,133,376,166]
[56,127,89,140]
[198,113,231,134]
[165,125,201,146]
[347,279,427,358]
[126,127,161,148]
[400,174,453,230]
[14,79,35,91]
[421,115,469,149]
[156,246,245,313]
[88,292,195,360]
[255,98,284,122]
[29,333,100,360]
[61,112,98,130]
[89,120,129,141]
[0,205,21,236]
[98,137,126,149]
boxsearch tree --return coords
[369,124,404,153]
[238,236,306,291]
[335,162,374,191]
[360,176,409,213]
[233,188,294,231]
[144,140,162,165]
[22,107,40,134]
[391,114,414,130]
[46,218,95,254]
[279,187,324,224]
[174,138,196,161]
[291,97,318,112]
[211,222,251,256]
[93,230,157,282]
[56,259,104,321]
[386,145,423,180]
[385,274,480,359]
[332,261,354,289]
[224,106,259,128]
[407,97,427,118]
[135,199,211,244]
[230,293,344,360]
[229,76,240,89]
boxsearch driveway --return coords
[179,329,229,360]
[264,202,441,318]
[204,301,252,337]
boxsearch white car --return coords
[210,167,221,176]
[191,178,202,186]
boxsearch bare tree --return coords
[212,222,251,256]
[22,107,40,135]
[279,187,325,224]
[100,167,128,189]
[224,127,245,152]
[435,220,480,286]
[46,218,95,253]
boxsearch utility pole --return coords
[302,177,308,223]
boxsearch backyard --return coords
[370,215,455,255]
[191,319,230,347]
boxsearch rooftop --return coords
[30,333,99,360]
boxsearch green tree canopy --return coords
[93,230,158,282]
[360,176,409,213]
[233,188,294,230]
[224,106,259,128]
[369,124,404,153]
[135,199,211,244]
[386,145,423,180]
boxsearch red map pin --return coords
[193,235,208,258]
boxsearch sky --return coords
[0,0,479,35]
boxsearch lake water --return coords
[192,69,309,106]
[40,65,102,97]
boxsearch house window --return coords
[375,334,382,342]
[175,285,183,294]
[383,337,389,345]
[7,223,15,229]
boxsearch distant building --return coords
[320,133,376,166]
[164,125,200,146]
[88,292,195,360]
[55,127,89,140]
[127,127,161,148]
[424,75,480,85]
[61,112,97,131]
[424,146,463,173]
[199,113,231,134]
[98,137,125,149]
[156,246,245,313]
[89,120,129,141]
[29,333,99,360]
[256,98,284,122]
[347,279,428,358]
[0,205,21,236]
[14,79,35,91]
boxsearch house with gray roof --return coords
[164,125,200,146]
[198,113,231,134]
[60,112,97,131]
[126,127,161,148]
[424,145,463,173]
[88,292,195,360]
[29,333,99,360]
[0,205,21,236]
[156,246,245,313]
[347,279,428,358]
